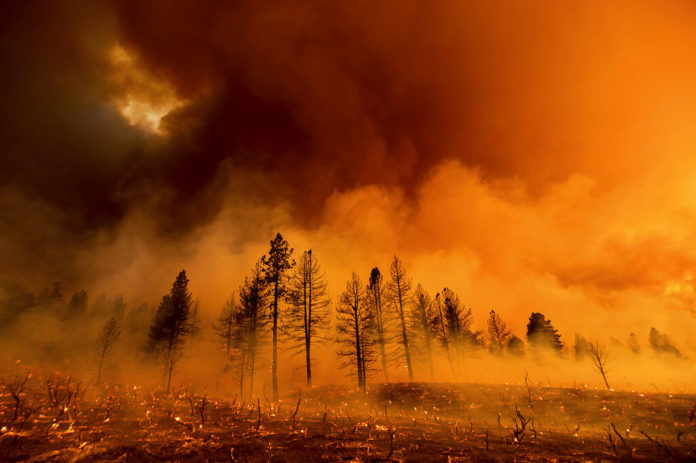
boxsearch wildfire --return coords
[108,44,184,134]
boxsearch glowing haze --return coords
[3,1,696,358]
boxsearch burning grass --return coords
[1,371,696,461]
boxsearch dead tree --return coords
[367,267,391,382]
[410,284,436,379]
[512,408,530,444]
[287,250,329,386]
[387,256,414,381]
[6,374,29,421]
[336,273,375,392]
[95,317,121,386]
[589,341,611,390]
[487,310,511,355]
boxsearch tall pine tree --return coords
[261,233,295,401]
[288,250,329,386]
[148,270,193,393]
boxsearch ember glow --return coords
[3,1,696,461]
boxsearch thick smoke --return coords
[2,0,696,389]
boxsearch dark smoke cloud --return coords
[2,0,696,302]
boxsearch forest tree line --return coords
[0,232,687,396]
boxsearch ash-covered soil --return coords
[2,376,696,462]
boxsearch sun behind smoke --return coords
[108,44,184,134]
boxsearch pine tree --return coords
[367,267,390,382]
[287,250,329,386]
[432,292,454,375]
[387,256,414,381]
[95,317,120,386]
[410,284,436,379]
[487,310,511,355]
[440,288,482,375]
[238,263,268,398]
[261,233,295,401]
[336,273,375,392]
[526,312,563,352]
[148,270,193,393]
[506,335,525,356]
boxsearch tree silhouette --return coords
[487,310,511,355]
[410,284,436,379]
[573,333,591,360]
[287,250,329,386]
[148,270,193,393]
[215,298,251,399]
[237,263,268,399]
[588,341,610,390]
[387,256,414,381]
[188,298,201,344]
[526,312,563,352]
[627,332,640,354]
[367,267,391,382]
[507,335,525,356]
[261,233,295,401]
[439,288,482,375]
[336,273,375,392]
[95,317,120,386]
[432,292,454,374]
[649,327,682,358]
[66,290,88,320]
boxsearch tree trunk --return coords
[354,312,364,392]
[272,276,279,401]
[395,276,414,381]
[437,300,455,376]
[422,322,434,379]
[305,261,312,386]
[373,286,389,383]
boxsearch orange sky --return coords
[2,1,696,350]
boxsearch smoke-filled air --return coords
[2,1,696,461]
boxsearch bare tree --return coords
[387,256,414,381]
[487,310,511,355]
[95,317,121,386]
[367,267,391,382]
[336,273,375,392]
[287,250,329,386]
[261,233,295,401]
[410,284,436,379]
[589,341,611,390]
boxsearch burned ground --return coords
[1,371,696,462]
